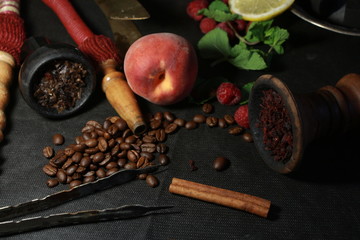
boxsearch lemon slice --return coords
[229,0,295,21]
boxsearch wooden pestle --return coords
[0,51,14,142]
[42,0,147,135]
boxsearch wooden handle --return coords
[101,59,146,135]
[0,51,15,142]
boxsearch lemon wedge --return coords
[229,0,295,21]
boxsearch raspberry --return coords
[216,82,242,105]
[216,22,235,39]
[233,19,247,32]
[234,105,250,129]
[187,0,209,21]
[199,17,217,34]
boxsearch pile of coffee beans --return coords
[42,103,253,189]
[34,60,87,113]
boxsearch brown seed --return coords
[164,123,178,134]
[138,173,148,180]
[155,129,166,142]
[213,157,230,171]
[69,180,82,188]
[92,152,105,163]
[136,156,146,168]
[150,119,162,130]
[46,178,59,188]
[117,158,127,168]
[83,175,96,183]
[153,112,163,120]
[56,169,67,183]
[127,150,140,162]
[71,152,83,163]
[163,111,175,122]
[202,103,214,114]
[224,114,235,125]
[242,132,253,142]
[85,138,98,148]
[125,135,137,144]
[206,116,218,127]
[52,133,64,145]
[42,164,58,177]
[97,137,108,152]
[62,158,73,170]
[156,143,168,154]
[115,118,128,131]
[42,146,54,158]
[174,118,186,127]
[96,168,106,178]
[106,161,118,170]
[106,167,119,176]
[158,154,170,166]
[141,143,156,153]
[65,164,78,176]
[193,114,206,123]
[124,162,137,170]
[228,126,244,135]
[185,121,197,130]
[218,118,227,128]
[146,174,159,188]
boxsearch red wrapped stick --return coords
[0,0,26,142]
[42,0,146,135]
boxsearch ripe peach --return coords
[124,33,198,105]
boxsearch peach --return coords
[124,33,198,105]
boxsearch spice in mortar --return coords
[256,89,293,162]
[33,60,87,113]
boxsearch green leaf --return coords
[197,28,232,60]
[239,81,254,105]
[244,20,273,43]
[264,26,289,54]
[229,44,268,70]
[199,0,241,22]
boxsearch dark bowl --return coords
[248,75,304,174]
[18,42,96,118]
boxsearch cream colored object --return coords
[0,51,15,142]
[229,0,294,21]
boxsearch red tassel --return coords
[0,13,26,64]
[78,35,122,65]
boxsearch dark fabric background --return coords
[0,0,359,239]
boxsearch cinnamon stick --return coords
[169,178,271,218]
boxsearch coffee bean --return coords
[185,121,197,130]
[125,135,137,144]
[146,174,159,188]
[142,135,156,143]
[42,146,54,158]
[96,168,106,178]
[136,156,146,168]
[99,154,112,166]
[92,152,105,163]
[84,138,98,148]
[98,137,108,152]
[69,180,82,188]
[124,162,137,170]
[51,152,67,166]
[106,161,118,170]
[82,125,94,133]
[43,164,58,176]
[206,116,218,127]
[127,150,140,162]
[62,158,73,169]
[213,157,230,171]
[56,169,67,183]
[66,164,78,176]
[164,111,175,122]
[117,150,127,158]
[122,129,132,139]
[85,147,99,155]
[174,118,186,127]
[119,142,131,150]
[75,136,85,144]
[138,173,148,180]
[66,176,73,184]
[86,120,102,129]
[141,143,156,153]
[117,158,127,168]
[156,143,168,154]
[76,166,86,174]
[155,129,166,142]
[202,103,214,114]
[158,154,170,166]
[83,171,95,177]
[71,152,83,163]
[64,147,75,157]
[83,175,96,183]
[162,120,170,128]
[165,123,178,134]
[242,132,253,142]
[140,152,154,161]
[52,133,64,145]
[193,114,206,123]
[218,118,227,128]
[115,118,128,131]
[72,143,86,152]
[224,114,235,125]
[228,126,243,135]
[103,119,112,130]
[107,124,120,136]
[153,112,163,120]
[46,178,59,188]
[106,167,119,176]
[150,119,162,130]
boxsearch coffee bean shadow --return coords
[267,204,281,221]
[289,132,360,183]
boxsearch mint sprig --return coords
[196,0,289,71]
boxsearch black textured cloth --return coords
[0,0,359,239]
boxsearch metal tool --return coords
[95,0,150,20]
[0,165,160,222]
[94,0,146,59]
[0,204,173,237]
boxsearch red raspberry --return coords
[233,19,247,32]
[234,105,250,129]
[222,0,229,4]
[216,22,235,39]
[216,82,242,105]
[187,0,209,21]
[199,17,217,33]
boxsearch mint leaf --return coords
[229,43,268,70]
[239,81,254,105]
[264,26,289,54]
[198,28,232,60]
[199,1,241,22]
[244,20,273,43]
